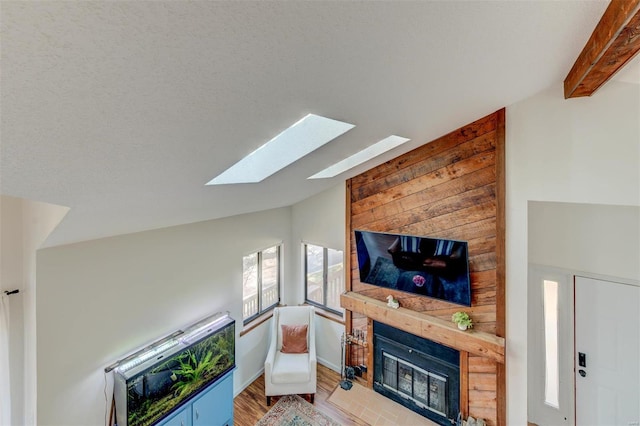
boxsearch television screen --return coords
[355,230,471,306]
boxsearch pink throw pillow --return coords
[281,324,308,354]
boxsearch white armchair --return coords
[264,305,317,405]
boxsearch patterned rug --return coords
[255,395,340,426]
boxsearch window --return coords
[243,245,280,323]
[543,279,559,408]
[304,243,344,315]
[529,266,573,424]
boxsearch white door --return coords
[528,266,574,426]
[575,276,640,425]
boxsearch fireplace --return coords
[373,322,460,425]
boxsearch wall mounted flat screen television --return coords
[355,230,471,306]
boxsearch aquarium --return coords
[113,312,235,426]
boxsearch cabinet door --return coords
[192,374,234,426]
[156,404,191,426]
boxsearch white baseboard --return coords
[235,367,264,397]
[318,357,340,374]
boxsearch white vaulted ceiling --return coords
[1,1,610,247]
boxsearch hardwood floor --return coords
[233,364,369,426]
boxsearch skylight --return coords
[308,135,410,179]
[206,114,355,185]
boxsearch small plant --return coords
[171,349,215,398]
[451,311,473,330]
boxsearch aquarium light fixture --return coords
[105,330,183,374]
[181,313,230,344]
[114,339,180,374]
[308,135,410,179]
[105,312,233,374]
[206,114,355,185]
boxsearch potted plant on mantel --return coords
[451,311,473,331]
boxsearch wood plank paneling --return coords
[468,390,498,403]
[469,405,499,423]
[352,132,496,202]
[345,179,354,337]
[349,113,498,190]
[468,353,499,421]
[343,110,506,425]
[469,356,498,374]
[468,373,498,392]
[351,151,497,217]
[495,103,507,426]
[460,351,469,418]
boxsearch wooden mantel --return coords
[341,292,505,364]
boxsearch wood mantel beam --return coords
[564,0,640,98]
[340,292,505,364]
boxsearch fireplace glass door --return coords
[414,370,429,405]
[381,351,448,417]
[398,361,413,396]
[382,354,398,389]
[428,372,446,415]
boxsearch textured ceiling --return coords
[1,1,610,247]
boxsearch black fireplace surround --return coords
[373,322,460,425]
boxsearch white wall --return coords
[506,80,640,425]
[33,182,348,425]
[36,207,291,425]
[0,195,68,426]
[529,201,640,282]
[291,184,346,372]
[1,196,24,426]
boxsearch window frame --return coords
[528,264,574,425]
[242,245,281,325]
[303,243,344,316]
[542,279,559,409]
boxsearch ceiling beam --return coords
[564,0,640,98]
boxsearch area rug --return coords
[255,395,340,426]
[365,256,399,289]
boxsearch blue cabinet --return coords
[158,405,190,426]
[156,371,234,426]
[193,371,233,426]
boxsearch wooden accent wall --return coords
[344,110,505,425]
